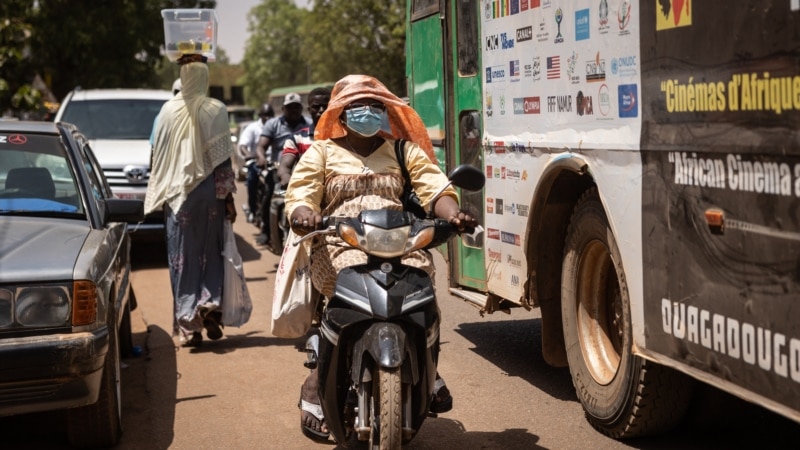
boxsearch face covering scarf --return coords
[345,107,385,137]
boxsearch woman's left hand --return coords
[448,209,478,232]
[434,197,477,232]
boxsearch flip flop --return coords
[298,394,329,442]
[430,376,453,413]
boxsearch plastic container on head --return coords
[161,9,217,63]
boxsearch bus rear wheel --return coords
[561,188,693,439]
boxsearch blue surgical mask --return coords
[345,107,385,137]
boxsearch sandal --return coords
[299,388,329,442]
[430,376,453,413]
[203,310,224,340]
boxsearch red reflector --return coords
[704,209,725,235]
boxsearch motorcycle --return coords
[248,160,280,235]
[267,185,289,255]
[243,158,268,230]
[298,164,485,449]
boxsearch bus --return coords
[267,82,335,116]
[406,0,800,439]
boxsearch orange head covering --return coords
[313,74,436,163]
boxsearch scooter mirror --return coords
[461,224,484,248]
[448,164,485,191]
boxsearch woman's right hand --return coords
[290,206,322,235]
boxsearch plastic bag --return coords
[221,220,253,327]
[271,229,320,338]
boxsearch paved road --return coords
[5,187,800,449]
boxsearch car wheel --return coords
[67,315,123,447]
[561,188,693,438]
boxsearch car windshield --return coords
[0,134,84,218]
[60,99,166,140]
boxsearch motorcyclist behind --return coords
[237,103,275,223]
[284,74,478,442]
[254,93,310,246]
[277,87,331,188]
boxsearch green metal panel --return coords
[447,0,484,291]
[406,0,485,292]
[406,14,446,150]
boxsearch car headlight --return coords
[0,281,98,329]
[16,286,71,327]
[338,223,434,258]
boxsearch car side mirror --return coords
[104,198,144,224]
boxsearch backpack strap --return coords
[394,138,411,190]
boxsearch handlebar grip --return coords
[461,224,476,235]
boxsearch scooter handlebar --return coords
[292,215,475,249]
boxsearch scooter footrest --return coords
[356,426,370,441]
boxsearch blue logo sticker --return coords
[618,84,638,118]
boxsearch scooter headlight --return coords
[362,224,412,258]
[339,222,435,258]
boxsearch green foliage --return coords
[31,0,216,102]
[2,0,410,115]
[241,0,407,104]
[0,1,39,114]
[241,0,308,105]
[303,0,407,96]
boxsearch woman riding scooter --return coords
[285,74,478,442]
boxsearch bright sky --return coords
[215,0,310,65]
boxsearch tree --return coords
[0,1,41,115]
[302,0,406,95]
[240,0,309,105]
[30,0,216,102]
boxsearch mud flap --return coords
[352,323,418,385]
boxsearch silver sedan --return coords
[0,120,143,448]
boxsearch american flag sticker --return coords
[547,56,560,79]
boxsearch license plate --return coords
[116,193,143,200]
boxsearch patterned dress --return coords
[166,160,236,336]
[309,172,433,297]
[286,139,457,298]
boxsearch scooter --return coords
[299,164,484,449]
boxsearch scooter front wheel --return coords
[370,367,402,450]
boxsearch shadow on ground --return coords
[130,231,262,270]
[455,317,800,449]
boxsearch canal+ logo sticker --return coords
[618,84,638,118]
[513,97,541,114]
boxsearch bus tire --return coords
[561,188,693,438]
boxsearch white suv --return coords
[55,88,173,237]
